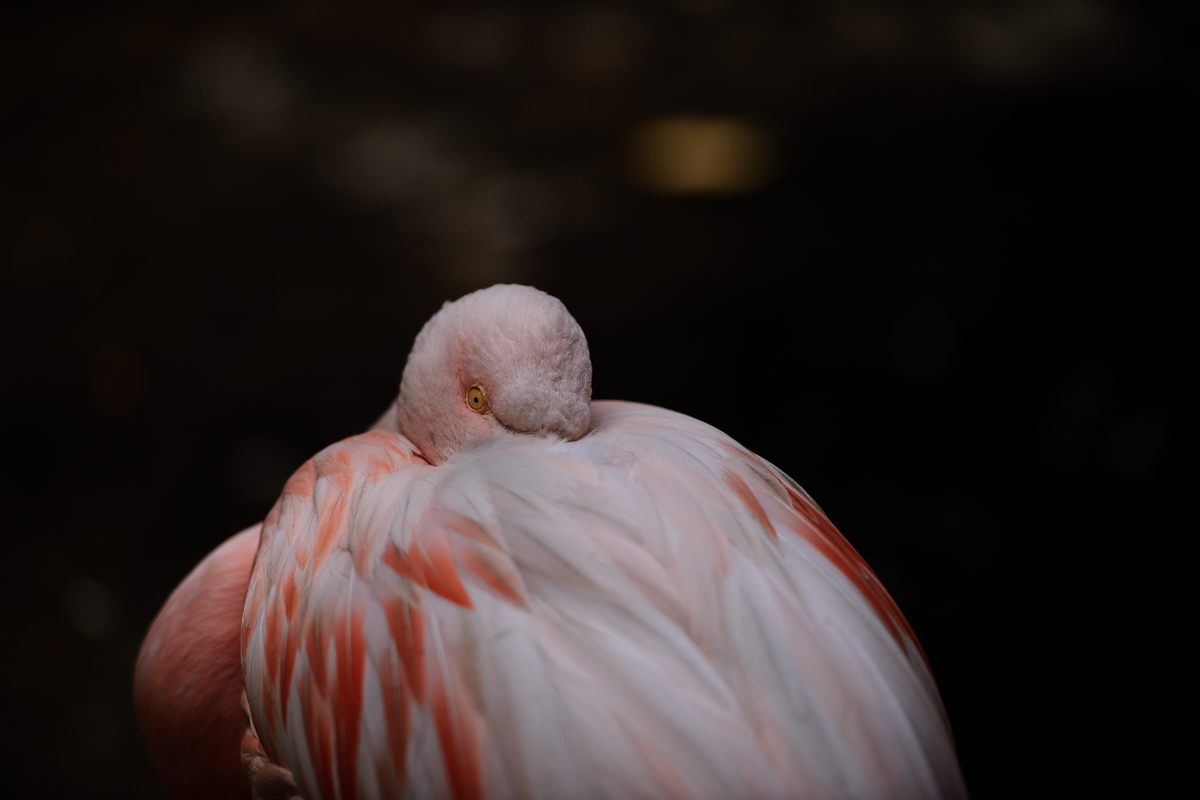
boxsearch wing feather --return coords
[242,402,965,799]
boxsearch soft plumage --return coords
[139,284,966,799]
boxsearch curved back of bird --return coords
[242,404,964,800]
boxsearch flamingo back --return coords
[242,401,965,799]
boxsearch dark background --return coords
[1,2,1187,797]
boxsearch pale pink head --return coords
[394,284,593,463]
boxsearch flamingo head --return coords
[394,284,593,464]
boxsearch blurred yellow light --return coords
[631,117,772,194]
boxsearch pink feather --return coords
[140,285,966,799]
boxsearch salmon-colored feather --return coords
[240,400,964,799]
[134,526,261,800]
[144,285,964,799]
[430,660,485,800]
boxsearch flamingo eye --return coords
[466,385,488,413]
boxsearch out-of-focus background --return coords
[1,1,1186,797]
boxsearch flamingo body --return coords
[242,401,964,799]
[134,525,261,799]
[138,285,965,799]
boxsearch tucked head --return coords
[394,284,593,463]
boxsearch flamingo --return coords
[135,284,966,799]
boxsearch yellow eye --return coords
[466,384,488,413]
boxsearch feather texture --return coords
[242,401,965,799]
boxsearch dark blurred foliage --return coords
[0,1,1189,797]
